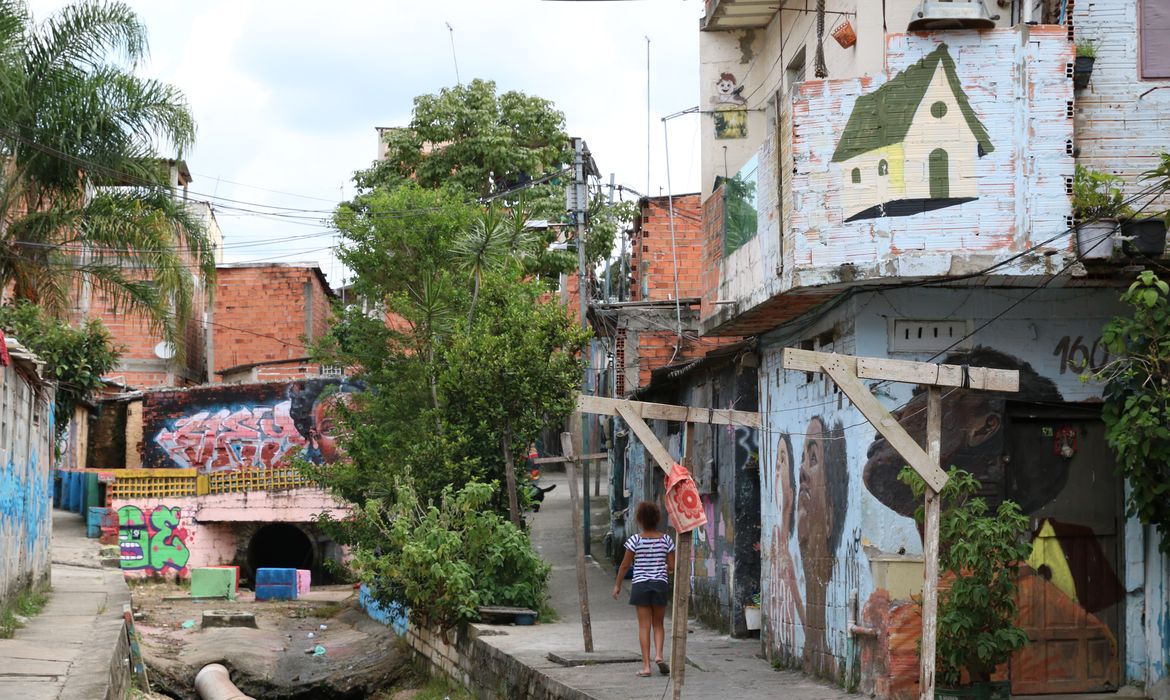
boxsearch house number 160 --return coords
[1053,335,1109,374]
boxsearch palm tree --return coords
[0,0,212,347]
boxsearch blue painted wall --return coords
[0,347,55,607]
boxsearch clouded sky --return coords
[28,0,703,287]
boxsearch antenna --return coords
[645,35,651,197]
[445,22,461,86]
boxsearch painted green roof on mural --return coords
[830,44,994,163]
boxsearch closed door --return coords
[929,148,949,198]
[1007,417,1122,695]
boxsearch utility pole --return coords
[572,137,591,556]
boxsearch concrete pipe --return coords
[194,663,256,700]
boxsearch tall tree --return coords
[0,0,212,346]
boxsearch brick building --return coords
[212,263,336,383]
[82,167,225,390]
[593,194,740,394]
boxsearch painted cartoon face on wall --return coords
[118,506,148,566]
[714,72,746,106]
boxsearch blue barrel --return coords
[254,568,298,601]
[86,507,106,538]
[67,472,81,513]
[52,470,62,508]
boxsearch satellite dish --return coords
[154,341,177,360]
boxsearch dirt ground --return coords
[131,582,415,699]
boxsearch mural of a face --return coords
[797,419,830,562]
[776,434,795,532]
[311,393,341,463]
[863,347,1063,517]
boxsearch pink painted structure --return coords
[112,487,349,580]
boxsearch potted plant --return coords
[900,467,1032,700]
[1072,165,1128,259]
[1122,151,1170,257]
[1074,41,1096,89]
[744,592,762,631]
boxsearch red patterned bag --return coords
[663,463,707,533]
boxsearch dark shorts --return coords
[629,579,669,607]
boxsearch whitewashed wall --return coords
[1075,0,1170,218]
[0,339,55,606]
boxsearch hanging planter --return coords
[831,19,857,49]
[1073,41,1096,90]
[1120,217,1167,257]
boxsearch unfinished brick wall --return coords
[630,194,704,302]
[213,264,333,378]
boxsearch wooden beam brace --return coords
[531,453,608,465]
[783,348,1019,392]
[615,400,676,473]
[577,394,761,429]
[819,356,950,493]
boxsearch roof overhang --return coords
[702,0,780,31]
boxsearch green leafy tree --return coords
[365,79,570,198]
[900,467,1031,687]
[0,301,120,441]
[439,273,588,526]
[0,0,212,346]
[1099,271,1170,554]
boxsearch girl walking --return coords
[612,501,675,677]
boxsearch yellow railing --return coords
[107,468,200,499]
[205,467,314,494]
[108,466,317,499]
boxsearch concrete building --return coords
[0,336,55,608]
[686,0,1170,697]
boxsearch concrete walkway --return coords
[0,510,131,700]
[474,471,852,699]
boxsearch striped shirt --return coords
[625,534,675,583]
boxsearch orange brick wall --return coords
[213,265,333,378]
[630,194,704,302]
[83,276,210,389]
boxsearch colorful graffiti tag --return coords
[118,505,191,573]
[154,402,306,471]
[146,379,359,473]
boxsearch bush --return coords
[356,481,550,632]
[900,466,1031,687]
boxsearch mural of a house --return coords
[832,44,994,222]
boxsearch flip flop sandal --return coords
[636,670,652,677]
[657,661,670,675]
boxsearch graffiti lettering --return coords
[118,505,190,573]
[1052,335,1109,375]
[154,402,306,472]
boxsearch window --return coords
[1140,0,1170,79]
[851,167,861,184]
[786,48,807,98]
[878,160,889,176]
[931,101,948,118]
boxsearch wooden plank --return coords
[857,357,1019,392]
[614,401,676,473]
[821,357,949,492]
[920,387,943,700]
[782,348,1019,392]
[671,530,693,700]
[560,432,594,653]
[531,452,608,465]
[576,394,762,429]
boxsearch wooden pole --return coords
[561,432,594,652]
[920,387,942,700]
[670,531,692,700]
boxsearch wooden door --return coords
[1006,416,1122,694]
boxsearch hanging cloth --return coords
[663,462,707,533]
